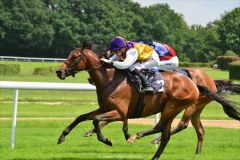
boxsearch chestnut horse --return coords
[83,45,240,154]
[84,67,240,154]
[129,71,240,153]
[56,44,200,160]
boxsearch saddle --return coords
[127,69,164,93]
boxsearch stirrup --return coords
[142,86,154,93]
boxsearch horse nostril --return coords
[56,70,62,76]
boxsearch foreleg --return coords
[57,109,101,144]
[93,110,122,146]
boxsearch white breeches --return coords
[158,56,179,71]
[129,51,160,71]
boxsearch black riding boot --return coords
[132,69,154,92]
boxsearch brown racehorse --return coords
[84,57,240,154]
[56,43,200,160]
[129,70,240,154]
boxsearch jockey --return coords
[100,36,161,92]
[146,41,179,71]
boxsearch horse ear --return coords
[82,41,93,50]
[81,41,87,50]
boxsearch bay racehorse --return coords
[128,70,240,154]
[56,43,200,160]
[83,51,240,154]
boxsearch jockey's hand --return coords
[100,58,112,64]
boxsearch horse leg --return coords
[191,107,205,154]
[152,119,173,160]
[151,118,191,144]
[123,119,131,140]
[84,120,131,141]
[152,104,197,144]
[57,109,101,144]
[93,110,122,146]
[83,121,110,137]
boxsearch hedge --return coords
[217,56,240,70]
[179,62,212,68]
[32,66,57,76]
[229,61,240,80]
[0,64,20,75]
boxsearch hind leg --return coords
[84,121,110,137]
[128,102,184,143]
[151,104,197,144]
[191,107,205,154]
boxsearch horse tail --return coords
[197,85,240,121]
[214,80,240,94]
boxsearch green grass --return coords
[0,120,239,160]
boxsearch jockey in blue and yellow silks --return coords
[100,36,160,92]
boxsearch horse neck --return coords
[85,50,110,90]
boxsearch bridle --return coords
[64,49,102,77]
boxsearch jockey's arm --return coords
[109,54,118,62]
[113,48,138,69]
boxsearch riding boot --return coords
[132,69,154,92]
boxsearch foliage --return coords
[229,61,240,80]
[215,7,240,55]
[225,50,237,56]
[216,56,240,70]
[0,1,239,63]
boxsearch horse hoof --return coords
[127,138,135,144]
[83,132,93,137]
[127,135,137,144]
[105,138,112,146]
[57,136,65,144]
[151,138,160,144]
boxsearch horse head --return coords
[56,42,102,80]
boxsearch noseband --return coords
[64,49,102,77]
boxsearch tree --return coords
[215,7,240,55]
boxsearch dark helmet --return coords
[146,41,155,47]
[109,37,126,51]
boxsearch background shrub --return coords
[32,66,56,76]
[217,56,240,70]
[179,62,212,68]
[229,61,240,80]
[0,64,20,75]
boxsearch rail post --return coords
[10,89,19,149]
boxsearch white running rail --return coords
[0,56,65,62]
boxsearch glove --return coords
[100,58,112,64]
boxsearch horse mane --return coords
[81,41,107,57]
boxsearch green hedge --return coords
[229,61,240,80]
[217,56,240,70]
[32,66,57,76]
[0,64,20,75]
[179,62,212,68]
